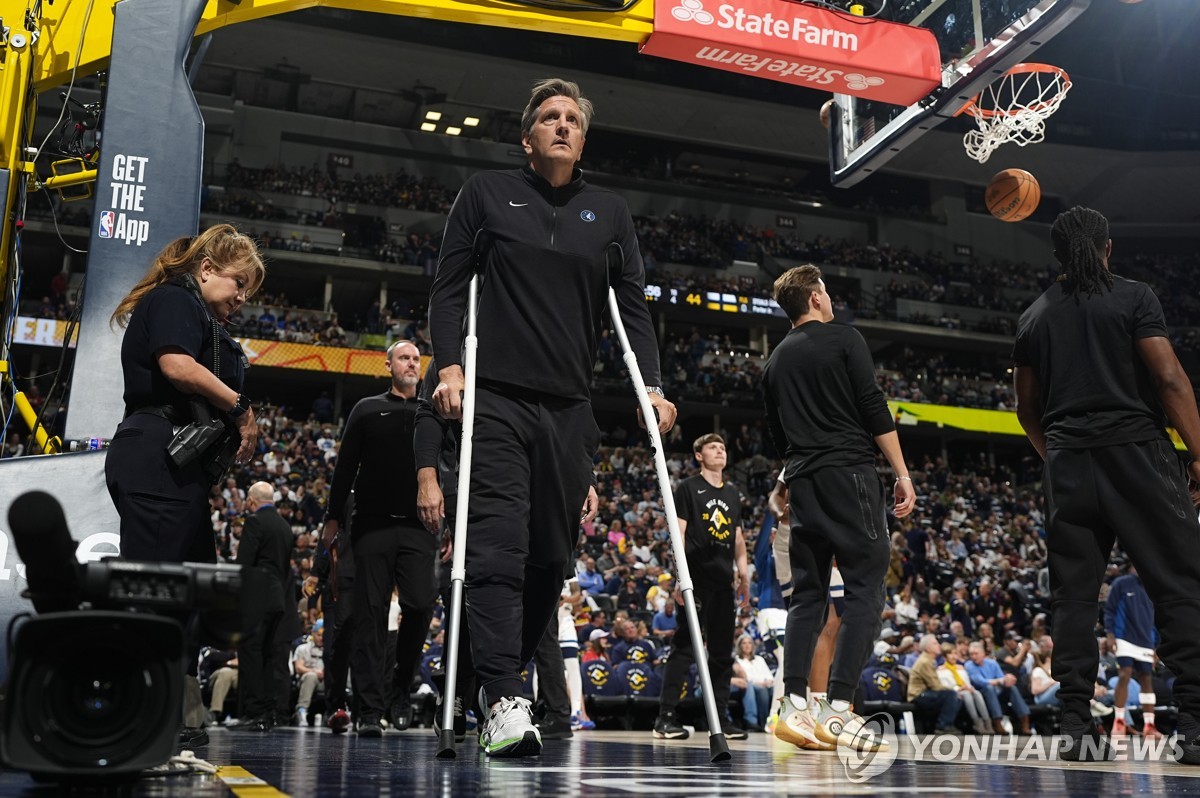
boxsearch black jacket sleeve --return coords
[846,328,895,437]
[613,208,662,388]
[325,402,365,524]
[237,516,261,567]
[762,368,788,460]
[415,357,448,473]
[428,177,485,372]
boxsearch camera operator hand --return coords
[235,406,258,464]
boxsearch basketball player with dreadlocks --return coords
[1014,206,1200,763]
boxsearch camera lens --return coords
[20,621,177,769]
[48,660,143,745]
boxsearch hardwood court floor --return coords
[4,727,1200,796]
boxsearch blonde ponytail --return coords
[110,223,265,328]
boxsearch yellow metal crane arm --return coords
[29,0,655,92]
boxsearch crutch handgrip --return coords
[604,242,624,289]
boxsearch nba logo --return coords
[98,211,114,238]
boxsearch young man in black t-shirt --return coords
[762,265,915,753]
[653,433,750,740]
[1013,206,1200,763]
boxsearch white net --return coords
[963,66,1072,164]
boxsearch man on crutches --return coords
[428,77,676,758]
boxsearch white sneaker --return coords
[479,696,542,757]
[774,694,832,751]
[812,697,890,755]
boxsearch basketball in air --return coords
[820,99,835,130]
[985,168,1041,222]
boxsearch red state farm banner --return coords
[640,0,941,105]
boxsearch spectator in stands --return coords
[652,597,678,642]
[202,649,238,724]
[965,640,1030,734]
[577,557,605,597]
[292,622,325,726]
[645,572,673,612]
[582,630,610,663]
[731,634,774,732]
[998,631,1033,677]
[907,634,962,734]
[578,610,610,645]
[616,577,648,615]
[938,642,990,735]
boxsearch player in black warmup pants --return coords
[654,433,750,740]
[322,341,438,738]
[762,265,915,752]
[1013,206,1200,763]
[428,78,676,757]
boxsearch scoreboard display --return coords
[643,283,786,318]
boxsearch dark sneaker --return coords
[1178,738,1200,766]
[535,716,574,740]
[434,696,467,742]
[721,722,748,740]
[1059,710,1112,762]
[652,711,690,740]
[327,709,351,735]
[357,717,383,738]
[388,696,413,731]
[179,726,209,747]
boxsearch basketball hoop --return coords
[961,63,1072,164]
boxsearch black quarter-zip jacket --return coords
[429,165,660,400]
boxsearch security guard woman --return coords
[105,223,265,564]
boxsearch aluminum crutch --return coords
[605,242,732,763]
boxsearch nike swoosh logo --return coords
[698,490,707,494]
[381,411,393,416]
[509,201,528,207]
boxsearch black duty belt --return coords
[126,404,189,425]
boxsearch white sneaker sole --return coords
[482,730,542,757]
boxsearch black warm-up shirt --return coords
[428,165,660,400]
[762,321,895,479]
[1012,276,1170,449]
[414,356,458,501]
[121,282,245,413]
[675,475,742,586]
[326,391,419,525]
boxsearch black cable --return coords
[42,189,88,254]
[28,274,85,452]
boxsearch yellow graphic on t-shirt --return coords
[703,506,733,542]
[872,672,894,694]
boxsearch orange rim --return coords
[958,63,1071,119]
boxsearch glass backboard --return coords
[830,0,1090,187]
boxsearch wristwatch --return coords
[229,393,252,419]
[646,386,665,398]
